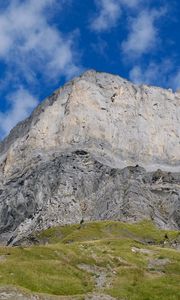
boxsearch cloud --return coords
[90,0,141,32]
[121,8,165,58]
[0,88,38,137]
[91,37,108,57]
[129,60,171,85]
[169,71,180,91]
[0,0,82,138]
[120,0,141,8]
[129,60,179,90]
[90,0,122,32]
[0,0,81,82]
[129,63,161,85]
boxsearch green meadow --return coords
[0,220,179,299]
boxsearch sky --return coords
[0,0,179,139]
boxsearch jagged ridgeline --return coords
[0,70,179,245]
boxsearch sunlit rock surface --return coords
[0,70,179,244]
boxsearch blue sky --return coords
[0,0,179,139]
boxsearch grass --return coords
[36,219,179,245]
[0,220,179,299]
[0,245,93,295]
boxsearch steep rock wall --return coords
[0,70,179,244]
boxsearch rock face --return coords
[0,70,179,244]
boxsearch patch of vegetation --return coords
[36,220,179,245]
[0,220,179,299]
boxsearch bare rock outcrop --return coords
[0,70,179,244]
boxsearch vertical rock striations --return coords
[0,70,179,244]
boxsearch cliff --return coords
[0,70,179,245]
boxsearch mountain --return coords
[0,70,179,245]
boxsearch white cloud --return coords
[170,71,180,91]
[0,0,81,138]
[0,0,81,81]
[90,0,122,32]
[90,0,142,32]
[129,64,159,85]
[120,0,141,8]
[0,88,38,137]
[129,60,174,88]
[122,8,165,57]
[129,65,144,84]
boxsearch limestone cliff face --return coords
[0,70,179,244]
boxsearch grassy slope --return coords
[0,220,179,299]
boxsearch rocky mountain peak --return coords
[0,70,179,245]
